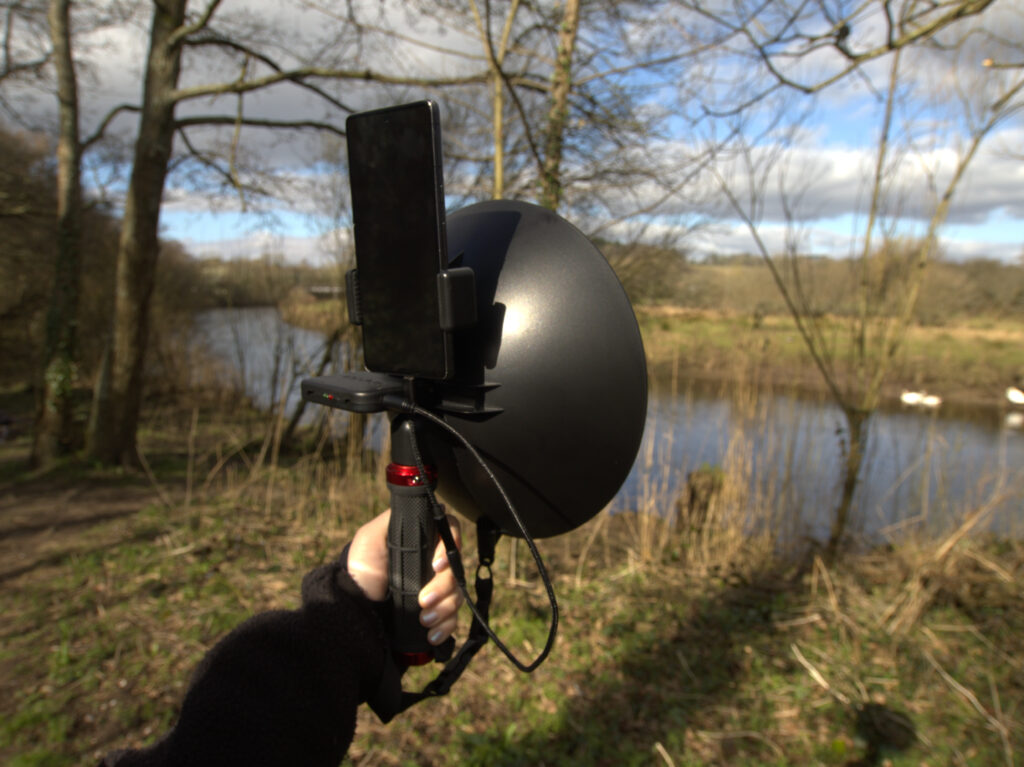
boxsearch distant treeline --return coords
[192,257,344,308]
[600,239,1024,324]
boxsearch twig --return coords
[135,445,174,510]
[164,543,198,558]
[201,438,248,494]
[574,511,607,588]
[988,675,1015,767]
[791,642,851,706]
[675,649,698,685]
[923,649,1012,766]
[653,741,677,767]
[885,492,1009,634]
[814,555,841,615]
[933,496,1002,563]
[814,555,854,639]
[185,407,199,512]
[963,549,1013,583]
[773,612,823,629]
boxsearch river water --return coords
[193,307,1023,543]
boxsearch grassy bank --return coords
[277,294,1024,411]
[1,400,1021,766]
[639,307,1024,411]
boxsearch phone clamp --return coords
[345,266,476,331]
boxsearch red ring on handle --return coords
[386,462,437,486]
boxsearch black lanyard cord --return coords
[396,401,560,674]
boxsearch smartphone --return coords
[346,100,452,379]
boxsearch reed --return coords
[3,376,1022,765]
[4,304,1022,765]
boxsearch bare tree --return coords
[538,0,580,209]
[345,0,715,221]
[79,0,497,466]
[697,0,1024,554]
[30,0,81,468]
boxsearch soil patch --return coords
[0,477,161,584]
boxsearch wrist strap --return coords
[369,516,499,722]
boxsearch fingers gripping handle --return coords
[387,463,437,663]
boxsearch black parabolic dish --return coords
[422,200,648,539]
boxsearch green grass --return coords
[0,489,363,764]
[345,545,1022,766]
[638,307,1024,408]
[1,398,1021,766]
[4,487,1021,765]
[274,297,1024,408]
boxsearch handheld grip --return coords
[386,463,437,663]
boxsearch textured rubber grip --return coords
[387,475,437,658]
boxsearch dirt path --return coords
[0,473,161,585]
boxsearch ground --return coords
[1,401,1021,766]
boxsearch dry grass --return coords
[2,325,1022,765]
[637,306,1024,410]
[2,413,1021,765]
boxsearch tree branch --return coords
[869,74,1024,396]
[713,162,849,409]
[171,66,489,105]
[184,34,355,113]
[173,114,347,136]
[83,103,141,149]
[168,0,224,49]
[689,0,997,97]
[175,125,253,200]
[2,2,51,82]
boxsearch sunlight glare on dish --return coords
[501,304,533,339]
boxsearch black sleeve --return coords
[101,548,389,767]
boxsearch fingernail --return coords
[433,556,449,573]
[421,610,438,626]
[428,628,446,645]
[420,590,439,609]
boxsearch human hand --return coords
[347,509,464,646]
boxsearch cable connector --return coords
[382,394,416,414]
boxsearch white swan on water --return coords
[900,390,924,406]
[900,390,941,408]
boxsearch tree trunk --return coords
[492,73,505,199]
[86,0,187,465]
[539,0,580,210]
[827,407,869,559]
[32,0,82,468]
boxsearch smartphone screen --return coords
[346,100,451,379]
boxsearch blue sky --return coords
[159,200,1022,265]
[34,0,1021,266]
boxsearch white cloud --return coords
[586,120,1024,234]
[7,0,1020,265]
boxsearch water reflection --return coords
[193,307,329,414]
[191,308,386,441]
[195,308,1023,543]
[621,383,1024,543]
